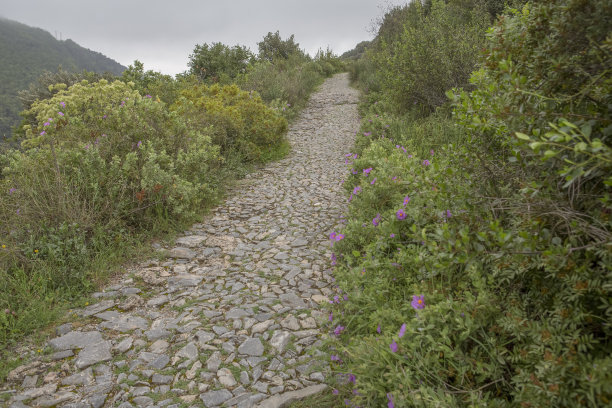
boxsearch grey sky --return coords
[1,0,405,76]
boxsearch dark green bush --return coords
[328,1,611,407]
[188,42,253,82]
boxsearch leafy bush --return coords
[375,0,490,114]
[257,31,304,62]
[172,83,287,162]
[188,42,253,83]
[0,77,220,344]
[328,0,611,407]
[121,60,182,106]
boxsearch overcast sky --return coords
[1,0,406,76]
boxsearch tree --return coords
[188,42,253,82]
[257,31,304,62]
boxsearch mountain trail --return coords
[2,73,360,408]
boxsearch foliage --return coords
[172,83,287,162]
[375,0,490,114]
[121,60,182,105]
[188,42,253,83]
[0,17,125,138]
[328,0,611,407]
[257,31,305,62]
[0,78,220,346]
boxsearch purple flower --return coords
[40,130,46,136]
[336,234,345,241]
[446,210,452,218]
[137,141,142,148]
[331,354,341,362]
[330,232,337,240]
[403,196,411,206]
[343,294,348,301]
[331,253,337,266]
[59,101,65,108]
[9,188,16,194]
[16,209,20,215]
[348,373,356,383]
[396,209,407,220]
[430,149,435,156]
[334,325,345,336]
[387,393,395,408]
[398,323,406,338]
[364,131,371,136]
[103,114,107,119]
[372,213,381,227]
[422,160,430,166]
[121,101,125,106]
[363,167,372,175]
[58,111,64,116]
[351,168,357,175]
[370,177,377,185]
[352,186,361,195]
[329,312,333,322]
[389,341,398,352]
[377,324,381,334]
[345,153,353,157]
[43,121,50,127]
[333,295,340,304]
[411,295,425,310]
[390,233,395,238]
[408,154,413,158]
[145,94,152,98]
[332,389,339,395]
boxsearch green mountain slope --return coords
[0,17,126,138]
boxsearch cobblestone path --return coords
[3,73,359,408]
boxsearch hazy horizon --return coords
[0,0,406,76]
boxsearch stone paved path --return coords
[2,73,359,408]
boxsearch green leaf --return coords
[352,250,361,258]
[515,132,530,141]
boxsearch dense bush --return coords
[188,42,253,83]
[172,83,287,162]
[257,31,304,62]
[375,0,490,114]
[328,0,611,407]
[0,78,220,344]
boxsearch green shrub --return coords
[257,31,305,62]
[375,0,490,114]
[172,83,287,162]
[188,42,253,83]
[328,1,612,407]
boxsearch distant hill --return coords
[0,17,126,138]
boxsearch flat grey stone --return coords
[175,235,207,247]
[56,323,73,336]
[50,349,74,360]
[206,351,222,371]
[99,315,148,332]
[255,384,328,408]
[145,328,171,340]
[226,308,249,319]
[79,300,115,317]
[238,338,264,356]
[133,396,154,407]
[269,331,291,353]
[61,367,94,386]
[89,393,107,408]
[168,274,203,288]
[152,374,173,385]
[279,293,306,309]
[48,331,104,351]
[147,295,169,307]
[195,330,215,346]
[75,341,112,369]
[200,389,233,407]
[175,342,198,361]
[168,247,197,259]
[113,337,133,353]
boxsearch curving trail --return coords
[3,73,360,408]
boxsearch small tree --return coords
[188,42,253,82]
[257,31,304,62]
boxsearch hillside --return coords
[0,17,126,138]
